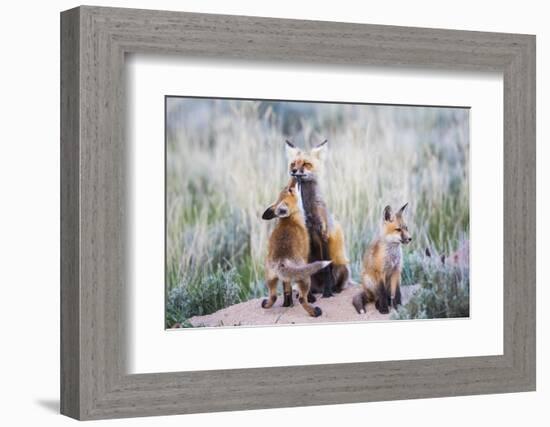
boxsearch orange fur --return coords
[262,179,327,317]
[327,222,349,266]
[353,204,412,314]
[285,140,350,295]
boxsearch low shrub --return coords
[166,267,243,328]
[392,251,469,320]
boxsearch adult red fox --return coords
[352,204,412,314]
[285,140,350,298]
[261,178,329,317]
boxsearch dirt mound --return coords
[183,284,420,328]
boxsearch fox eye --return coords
[395,228,402,232]
[303,162,312,169]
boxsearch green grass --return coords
[166,267,243,328]
[165,99,470,327]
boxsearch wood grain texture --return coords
[60,7,80,419]
[60,5,536,420]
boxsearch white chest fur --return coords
[384,244,402,272]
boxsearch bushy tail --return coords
[275,260,332,281]
[352,288,375,314]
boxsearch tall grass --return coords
[166,98,470,327]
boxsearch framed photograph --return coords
[164,96,470,329]
[61,6,535,420]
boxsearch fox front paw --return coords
[261,295,277,309]
[375,300,389,314]
[282,293,293,307]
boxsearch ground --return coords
[173,284,420,328]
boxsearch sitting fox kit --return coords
[261,179,329,317]
[285,140,350,298]
[353,204,412,314]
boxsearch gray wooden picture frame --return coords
[60,5,536,420]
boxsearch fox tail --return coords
[352,288,375,314]
[275,260,332,281]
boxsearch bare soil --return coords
[182,284,420,328]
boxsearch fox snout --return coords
[290,167,309,180]
[290,168,304,177]
[401,236,413,244]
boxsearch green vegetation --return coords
[166,267,243,328]
[392,248,470,320]
[165,99,470,327]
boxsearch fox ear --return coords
[262,205,276,220]
[311,139,328,160]
[285,140,299,160]
[397,203,408,217]
[383,205,393,222]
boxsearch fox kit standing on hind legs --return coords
[285,140,350,299]
[261,178,329,317]
[353,204,412,315]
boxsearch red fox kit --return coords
[353,204,412,314]
[261,178,329,317]
[285,140,350,298]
